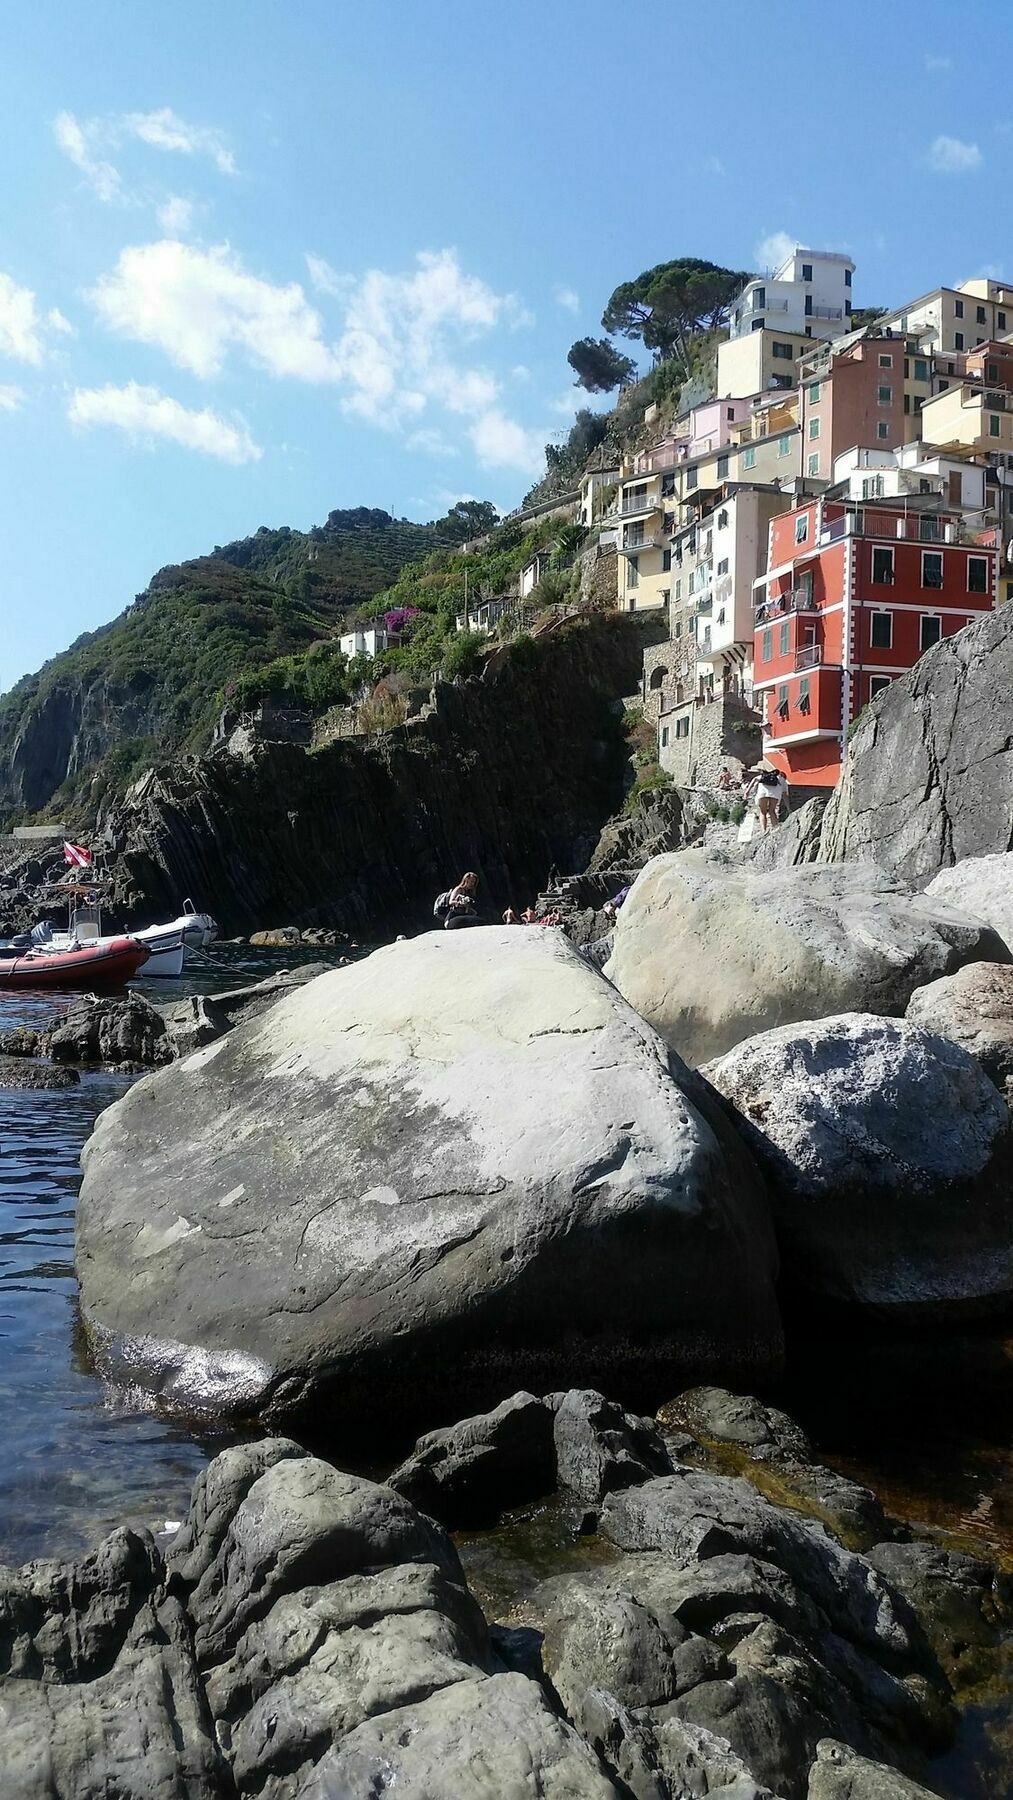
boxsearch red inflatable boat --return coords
[0,935,150,989]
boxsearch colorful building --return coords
[727,248,855,344]
[881,277,1013,356]
[752,496,998,786]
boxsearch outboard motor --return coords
[30,921,53,947]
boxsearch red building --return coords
[753,497,998,786]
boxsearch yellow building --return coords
[611,466,672,613]
[716,329,811,401]
[920,382,1013,457]
[882,278,1013,357]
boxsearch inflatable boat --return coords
[0,935,150,989]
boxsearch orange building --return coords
[752,496,998,786]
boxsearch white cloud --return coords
[0,384,25,412]
[305,253,347,297]
[0,273,54,364]
[406,426,458,457]
[47,306,75,336]
[469,409,544,475]
[54,110,123,202]
[925,53,952,72]
[927,135,981,173]
[88,240,342,382]
[158,195,194,233]
[53,107,235,203]
[123,108,235,174]
[67,381,261,463]
[331,247,526,428]
[553,284,579,313]
[755,231,798,271]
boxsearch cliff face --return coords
[820,605,1013,884]
[100,616,656,936]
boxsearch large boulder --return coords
[905,961,1013,1092]
[45,993,173,1068]
[819,605,1013,883]
[76,928,782,1432]
[705,1014,1013,1318]
[602,852,1003,1066]
[924,851,1013,950]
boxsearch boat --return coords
[0,935,150,989]
[179,899,219,951]
[34,893,217,979]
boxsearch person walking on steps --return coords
[754,761,787,833]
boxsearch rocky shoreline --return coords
[2,1383,1008,1799]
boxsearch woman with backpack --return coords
[433,871,481,929]
[753,762,788,833]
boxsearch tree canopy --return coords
[601,258,752,368]
[566,335,637,393]
[433,499,501,544]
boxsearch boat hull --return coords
[132,928,186,978]
[0,937,150,990]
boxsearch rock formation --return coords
[705,1013,1013,1318]
[819,606,1013,883]
[906,961,1013,1095]
[602,851,1004,1066]
[75,929,782,1432]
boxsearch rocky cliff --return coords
[99,616,654,936]
[821,604,1013,884]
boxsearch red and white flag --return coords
[63,841,92,868]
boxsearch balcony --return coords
[695,592,713,613]
[795,644,822,670]
[755,587,818,623]
[619,493,661,518]
[808,304,844,322]
[621,533,659,555]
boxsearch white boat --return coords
[34,894,218,979]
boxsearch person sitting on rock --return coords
[502,907,519,924]
[716,766,735,791]
[437,871,481,930]
[521,906,538,924]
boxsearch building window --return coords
[742,446,757,469]
[990,414,1002,437]
[795,513,809,544]
[870,610,893,648]
[717,454,729,477]
[779,620,790,655]
[717,509,728,528]
[863,475,885,499]
[807,452,820,475]
[726,406,735,420]
[872,546,894,584]
[661,726,669,746]
[921,614,942,650]
[879,354,893,369]
[947,361,955,374]
[988,363,999,383]
[717,557,729,575]
[676,716,690,739]
[674,579,682,600]
[778,433,791,457]
[914,358,929,380]
[674,619,682,638]
[802,262,813,281]
[687,466,698,489]
[809,380,821,402]
[762,628,773,662]
[999,312,1007,331]
[772,340,793,359]
[805,294,813,316]
[904,394,912,414]
[877,422,890,440]
[845,268,852,287]
[955,331,965,350]
[977,305,987,324]
[968,555,989,593]
[870,675,892,698]
[955,299,964,318]
[777,684,790,719]
[808,417,820,440]
[662,547,672,571]
[877,385,892,404]
[628,557,639,588]
[798,676,811,714]
[922,551,943,588]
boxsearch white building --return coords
[831,442,988,511]
[339,624,389,659]
[728,248,855,346]
[677,485,794,700]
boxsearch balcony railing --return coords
[755,588,819,623]
[622,533,659,554]
[808,304,844,322]
[795,645,823,670]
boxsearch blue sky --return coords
[1,0,1010,691]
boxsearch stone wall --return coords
[659,693,763,787]
[642,638,695,725]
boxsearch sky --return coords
[1,0,1011,692]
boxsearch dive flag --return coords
[63,841,92,868]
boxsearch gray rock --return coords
[299,1670,621,1798]
[905,961,1013,1091]
[657,1390,889,1552]
[864,1542,1008,1671]
[387,1391,557,1527]
[0,1055,79,1089]
[45,993,173,1068]
[0,1527,161,1680]
[820,607,1013,884]
[705,1014,1013,1318]
[603,851,1003,1066]
[924,852,1013,952]
[160,966,321,1058]
[249,927,302,946]
[553,1388,672,1507]
[806,1739,944,1798]
[77,928,782,1431]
